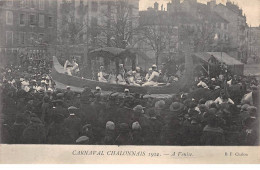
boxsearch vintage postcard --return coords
[0,0,259,164]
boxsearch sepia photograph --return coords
[0,0,259,164]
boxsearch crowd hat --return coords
[76,136,89,144]
[215,86,221,90]
[96,86,101,90]
[68,106,78,115]
[132,121,141,130]
[152,64,157,68]
[52,99,63,105]
[56,93,64,98]
[170,102,183,112]
[155,100,165,110]
[241,104,250,112]
[106,121,115,130]
[133,105,145,113]
[30,117,42,124]
[124,88,130,92]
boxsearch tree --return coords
[56,0,89,62]
[58,0,88,45]
[138,24,168,65]
[93,0,139,49]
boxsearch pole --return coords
[221,41,223,66]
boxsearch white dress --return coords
[98,72,108,82]
[108,74,117,84]
[142,71,159,87]
[117,74,126,85]
[128,76,140,86]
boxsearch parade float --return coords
[51,47,194,94]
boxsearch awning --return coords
[194,52,243,66]
[88,47,136,60]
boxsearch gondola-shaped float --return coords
[51,47,194,94]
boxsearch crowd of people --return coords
[0,53,259,146]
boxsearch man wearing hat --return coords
[94,86,102,95]
[64,106,81,141]
[22,116,46,144]
[123,88,131,98]
[146,109,163,145]
[116,96,135,125]
[47,112,74,144]
[142,65,160,87]
[64,86,74,101]
[132,105,151,143]
[114,123,133,145]
[103,121,116,145]
[169,102,184,116]
[80,85,94,104]
[131,121,144,145]
[51,98,69,118]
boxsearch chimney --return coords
[154,2,159,10]
[208,0,216,10]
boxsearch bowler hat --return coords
[155,100,165,109]
[133,105,145,113]
[170,102,183,112]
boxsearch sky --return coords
[139,0,260,27]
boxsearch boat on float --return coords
[51,47,193,94]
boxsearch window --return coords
[20,14,26,25]
[39,0,44,10]
[30,0,36,8]
[29,32,37,43]
[6,0,13,7]
[20,0,27,8]
[48,16,53,27]
[29,14,36,26]
[38,33,44,42]
[6,11,13,25]
[6,31,13,45]
[39,14,45,27]
[19,32,26,44]
[91,1,98,12]
[224,23,227,30]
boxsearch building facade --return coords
[214,1,248,61]
[138,0,230,66]
[0,0,57,53]
[248,26,260,63]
